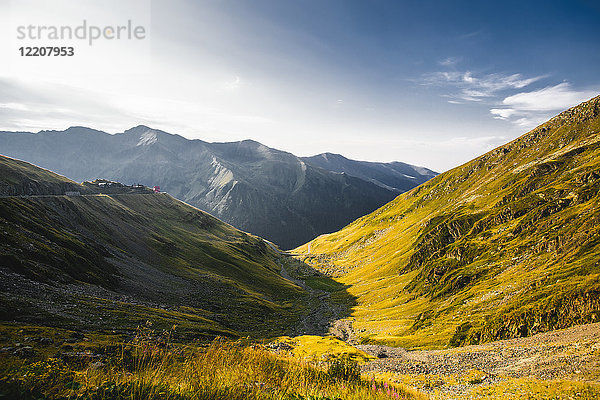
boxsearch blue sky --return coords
[1,0,599,171]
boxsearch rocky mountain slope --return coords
[295,95,600,349]
[302,152,436,192]
[0,127,435,249]
[0,155,317,338]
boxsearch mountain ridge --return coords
[295,95,600,349]
[302,152,436,192]
[0,127,436,249]
[0,154,321,338]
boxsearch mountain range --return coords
[2,96,599,350]
[0,127,436,249]
[296,95,600,349]
[302,152,436,192]
[1,95,599,400]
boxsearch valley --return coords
[1,97,600,399]
[0,155,322,339]
[267,253,600,399]
[358,322,600,398]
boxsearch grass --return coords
[303,277,347,293]
[0,324,424,400]
[293,95,600,349]
[376,370,600,400]
[2,323,599,400]
[468,377,600,399]
[0,154,91,196]
[0,153,312,338]
[270,335,374,364]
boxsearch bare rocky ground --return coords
[278,256,349,336]
[356,322,600,398]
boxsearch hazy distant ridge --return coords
[0,126,436,249]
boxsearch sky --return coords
[0,0,599,171]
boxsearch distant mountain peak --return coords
[318,152,344,162]
[0,124,437,249]
[302,152,437,192]
[41,126,107,135]
[136,129,158,146]
[239,139,261,145]
[236,139,273,153]
[125,124,153,133]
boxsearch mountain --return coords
[295,95,600,349]
[0,154,311,338]
[0,156,93,196]
[302,153,436,192]
[0,127,434,249]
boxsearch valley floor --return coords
[277,253,600,398]
[278,255,352,337]
[359,321,600,399]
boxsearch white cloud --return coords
[462,71,475,83]
[489,83,599,129]
[0,102,29,111]
[513,116,549,128]
[439,57,460,67]
[223,75,241,90]
[425,66,599,130]
[490,108,517,119]
[423,70,547,102]
[502,82,597,111]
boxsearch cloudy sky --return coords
[1,0,599,171]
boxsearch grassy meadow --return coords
[0,323,423,400]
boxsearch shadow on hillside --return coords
[279,254,358,338]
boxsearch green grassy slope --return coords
[0,155,91,196]
[295,95,600,349]
[0,155,307,338]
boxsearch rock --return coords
[266,342,293,352]
[39,337,54,345]
[13,346,35,358]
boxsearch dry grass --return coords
[374,371,600,399]
[468,377,600,399]
[271,335,374,364]
[0,325,425,400]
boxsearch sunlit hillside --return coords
[295,95,600,349]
